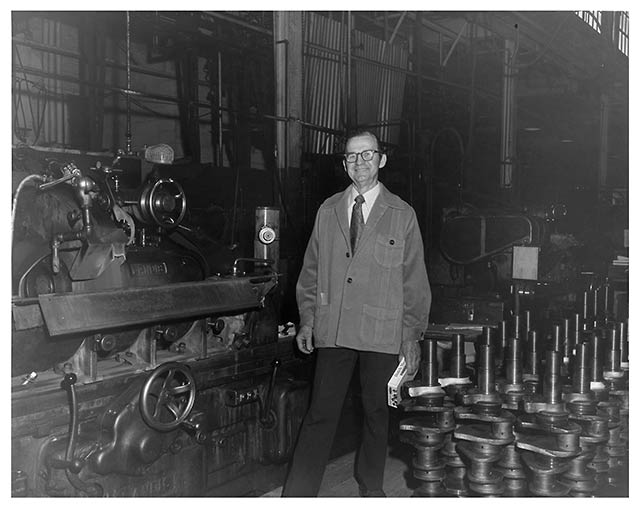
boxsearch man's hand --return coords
[400,340,421,375]
[296,325,314,354]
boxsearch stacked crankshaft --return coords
[398,284,628,497]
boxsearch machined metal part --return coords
[399,403,453,497]
[619,322,628,371]
[441,334,473,399]
[400,337,455,496]
[519,451,572,497]
[524,350,566,414]
[523,330,541,384]
[461,344,502,405]
[563,400,609,496]
[596,401,628,488]
[498,443,528,496]
[454,402,515,496]
[406,337,446,399]
[498,336,525,409]
[515,411,582,457]
[516,410,582,497]
[441,434,468,496]
[456,441,505,495]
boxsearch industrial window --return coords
[575,11,602,33]
[617,12,629,56]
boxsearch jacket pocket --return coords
[373,234,404,268]
[360,304,400,346]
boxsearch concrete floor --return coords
[261,446,415,497]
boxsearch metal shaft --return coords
[543,350,562,404]
[505,337,523,385]
[422,337,439,387]
[450,334,467,378]
[477,344,495,394]
[562,318,572,358]
[523,310,531,339]
[619,322,628,365]
[572,342,591,394]
[513,314,521,339]
[604,327,621,373]
[551,324,562,352]
[525,330,541,377]
[589,334,604,384]
[482,326,493,347]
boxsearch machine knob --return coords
[95,334,116,353]
[208,318,225,335]
[60,373,77,390]
[156,326,178,343]
[258,226,276,244]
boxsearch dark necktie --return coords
[350,194,365,253]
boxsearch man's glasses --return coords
[343,149,381,163]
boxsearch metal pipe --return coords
[125,11,132,154]
[346,12,352,130]
[217,51,223,166]
[387,11,408,46]
[442,20,468,67]
[13,37,188,82]
[205,11,273,36]
[303,40,503,102]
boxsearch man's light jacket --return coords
[296,183,431,354]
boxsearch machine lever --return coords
[260,359,280,428]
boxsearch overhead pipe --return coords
[442,21,468,67]
[125,11,132,154]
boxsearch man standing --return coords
[282,130,431,497]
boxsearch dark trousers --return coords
[282,347,397,497]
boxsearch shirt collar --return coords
[349,182,380,206]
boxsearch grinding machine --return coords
[11,146,310,497]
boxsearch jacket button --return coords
[347,277,353,283]
[390,239,395,245]
[346,252,350,258]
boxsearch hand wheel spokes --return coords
[140,362,196,431]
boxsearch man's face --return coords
[343,133,387,192]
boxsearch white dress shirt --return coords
[347,182,380,224]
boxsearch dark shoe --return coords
[358,486,386,497]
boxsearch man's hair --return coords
[345,130,381,151]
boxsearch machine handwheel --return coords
[139,362,196,432]
[139,178,187,229]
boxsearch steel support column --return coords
[274,11,303,172]
[598,93,610,192]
